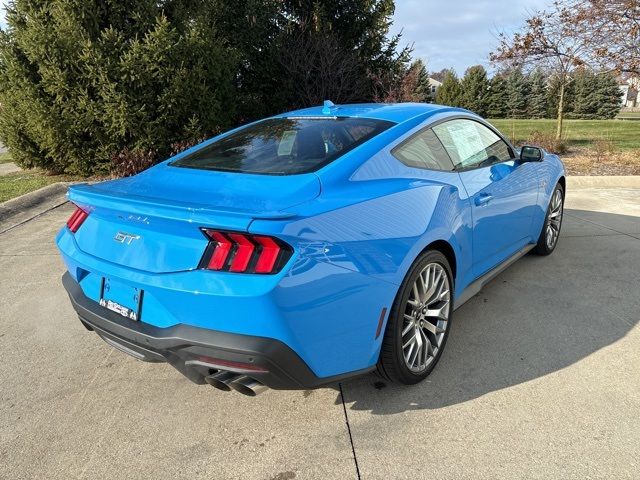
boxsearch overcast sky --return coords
[390,0,550,75]
[0,0,551,75]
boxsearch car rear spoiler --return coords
[67,183,296,231]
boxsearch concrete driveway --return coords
[1,185,639,480]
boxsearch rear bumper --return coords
[62,272,371,389]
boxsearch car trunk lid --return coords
[67,164,319,273]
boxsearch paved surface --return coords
[1,186,639,479]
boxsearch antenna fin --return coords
[322,100,336,115]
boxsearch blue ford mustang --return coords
[57,102,565,395]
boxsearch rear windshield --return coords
[171,117,395,175]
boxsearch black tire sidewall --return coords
[386,250,454,384]
[536,183,565,255]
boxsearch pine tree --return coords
[595,72,623,119]
[527,69,548,118]
[459,65,490,116]
[505,69,529,118]
[411,59,431,102]
[546,74,576,119]
[217,0,411,117]
[486,75,509,118]
[571,69,599,118]
[435,69,462,107]
[0,0,236,175]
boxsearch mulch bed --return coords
[561,148,640,176]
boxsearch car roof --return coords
[278,102,467,124]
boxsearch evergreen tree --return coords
[459,65,490,116]
[435,69,462,107]
[555,70,620,119]
[505,69,529,118]
[595,72,623,119]
[217,0,410,118]
[486,75,509,118]
[0,0,236,175]
[527,69,548,118]
[546,74,576,119]
[572,69,593,117]
[411,59,432,102]
[0,0,411,174]
[571,69,600,118]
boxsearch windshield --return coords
[170,117,395,175]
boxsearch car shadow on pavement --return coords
[336,209,640,414]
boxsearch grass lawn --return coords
[617,112,640,119]
[0,151,14,164]
[488,118,640,150]
[0,170,80,203]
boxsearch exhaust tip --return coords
[229,375,268,396]
[205,371,240,391]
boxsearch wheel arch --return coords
[558,175,566,192]
[420,239,457,286]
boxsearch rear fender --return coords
[251,177,473,300]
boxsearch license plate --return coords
[100,278,142,321]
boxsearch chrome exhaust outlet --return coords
[228,375,268,396]
[205,371,241,391]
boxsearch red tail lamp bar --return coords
[199,229,293,274]
[66,205,89,233]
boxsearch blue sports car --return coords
[57,102,565,395]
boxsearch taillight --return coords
[199,229,293,274]
[66,205,89,233]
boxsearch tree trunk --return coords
[556,81,565,140]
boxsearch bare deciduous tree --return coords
[491,2,589,139]
[568,0,640,76]
[277,21,365,107]
[370,59,428,103]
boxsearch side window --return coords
[432,119,513,170]
[392,128,455,171]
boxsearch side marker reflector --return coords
[375,307,388,339]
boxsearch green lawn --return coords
[0,151,13,164]
[488,119,640,150]
[617,112,640,119]
[0,171,79,203]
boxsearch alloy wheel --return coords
[546,188,563,249]
[402,262,451,372]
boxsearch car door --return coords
[432,118,539,277]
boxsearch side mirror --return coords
[519,145,544,162]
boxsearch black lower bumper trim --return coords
[62,272,372,389]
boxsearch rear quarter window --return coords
[392,128,455,171]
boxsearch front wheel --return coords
[377,250,453,385]
[533,183,564,256]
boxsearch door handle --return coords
[474,193,493,206]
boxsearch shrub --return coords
[593,138,615,162]
[0,1,237,176]
[524,130,568,155]
[169,137,209,158]
[110,134,210,178]
[110,148,157,178]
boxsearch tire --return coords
[532,183,564,256]
[377,250,453,385]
